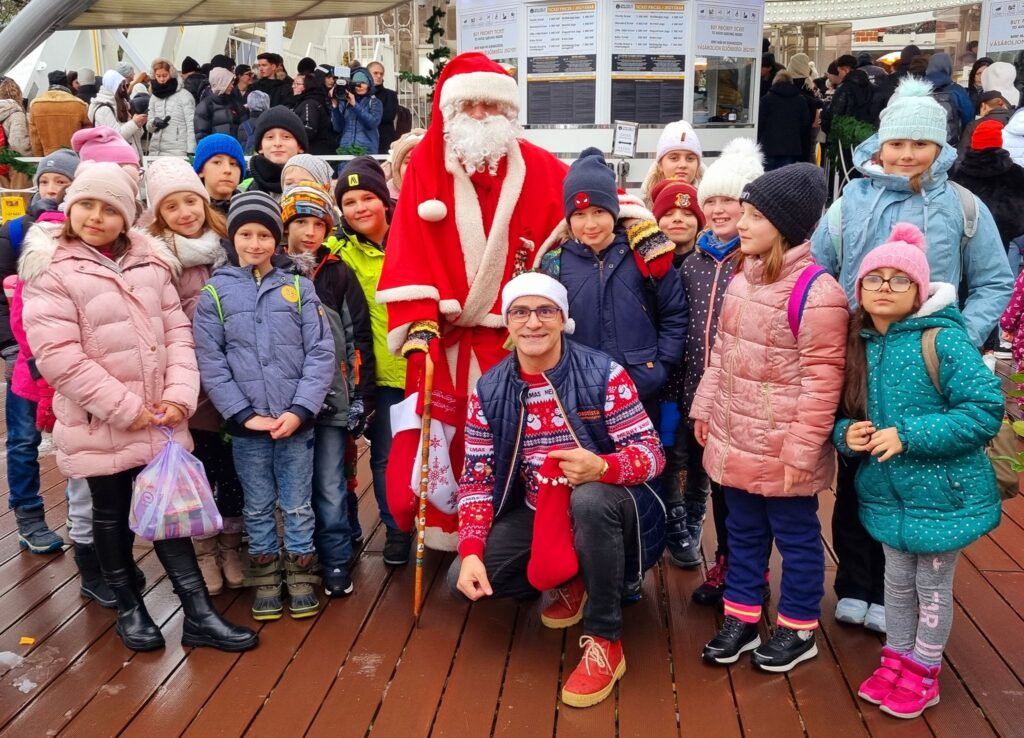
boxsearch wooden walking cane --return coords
[413,353,435,624]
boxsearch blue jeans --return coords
[312,425,352,568]
[233,428,316,556]
[6,384,42,509]
[367,386,404,531]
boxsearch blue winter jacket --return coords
[475,338,666,583]
[193,265,335,430]
[810,133,1014,346]
[331,68,383,154]
[541,229,689,401]
[833,284,1003,554]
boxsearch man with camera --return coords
[329,65,382,155]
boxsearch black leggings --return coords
[192,430,244,519]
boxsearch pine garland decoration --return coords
[0,147,36,178]
[826,114,876,175]
[398,6,451,99]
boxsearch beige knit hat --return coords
[65,161,140,230]
[388,128,426,190]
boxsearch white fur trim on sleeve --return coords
[375,284,441,305]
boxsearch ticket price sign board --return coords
[525,2,598,124]
[694,1,761,56]
[611,2,687,124]
[985,1,1024,53]
[458,4,520,59]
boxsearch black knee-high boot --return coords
[92,509,164,650]
[153,537,258,652]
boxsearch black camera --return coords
[152,116,171,131]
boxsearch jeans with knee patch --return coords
[233,428,316,556]
[882,544,960,665]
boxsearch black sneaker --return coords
[324,566,354,597]
[702,616,761,665]
[751,626,818,673]
[692,554,727,606]
[383,529,412,566]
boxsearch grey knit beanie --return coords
[739,163,826,246]
[282,154,333,188]
[33,149,81,187]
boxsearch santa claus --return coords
[378,53,568,549]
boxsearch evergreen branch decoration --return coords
[0,147,36,178]
[398,6,451,103]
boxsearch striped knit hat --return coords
[227,190,282,243]
[281,181,337,230]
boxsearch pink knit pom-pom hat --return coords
[856,222,930,302]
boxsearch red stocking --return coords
[527,455,579,591]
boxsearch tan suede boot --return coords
[193,537,223,595]
[218,532,245,589]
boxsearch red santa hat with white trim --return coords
[411,52,519,222]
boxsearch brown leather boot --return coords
[218,532,245,589]
[193,537,223,596]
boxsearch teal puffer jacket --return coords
[833,283,1003,554]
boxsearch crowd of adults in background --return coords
[0,51,407,169]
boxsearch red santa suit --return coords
[378,53,568,549]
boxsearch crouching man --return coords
[448,272,666,708]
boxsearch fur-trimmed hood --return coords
[531,192,656,269]
[19,226,167,284]
[145,228,228,278]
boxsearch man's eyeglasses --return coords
[507,306,562,323]
[861,274,914,293]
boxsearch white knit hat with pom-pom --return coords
[696,137,764,207]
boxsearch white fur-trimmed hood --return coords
[913,282,957,318]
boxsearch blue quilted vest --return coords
[475,338,666,583]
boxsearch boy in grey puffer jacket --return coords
[193,191,334,622]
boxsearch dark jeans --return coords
[312,425,352,568]
[191,429,244,519]
[833,454,885,605]
[367,386,405,531]
[447,482,640,641]
[724,486,824,624]
[6,384,42,509]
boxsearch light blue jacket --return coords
[810,133,1014,346]
[193,265,335,427]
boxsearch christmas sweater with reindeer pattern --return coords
[457,361,664,558]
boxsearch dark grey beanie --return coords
[562,147,619,220]
[227,190,283,244]
[740,163,826,246]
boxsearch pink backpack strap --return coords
[788,265,828,338]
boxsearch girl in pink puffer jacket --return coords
[691,163,849,673]
[21,161,256,655]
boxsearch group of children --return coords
[537,76,1011,720]
[1,72,1016,721]
[3,109,409,647]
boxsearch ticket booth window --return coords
[693,57,755,126]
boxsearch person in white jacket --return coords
[88,70,146,162]
[147,59,196,156]
[1002,107,1024,169]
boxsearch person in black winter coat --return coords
[968,56,994,111]
[181,56,210,103]
[195,67,247,141]
[951,119,1024,251]
[868,45,921,125]
[368,62,398,156]
[251,52,294,109]
[291,72,337,155]
[821,67,874,134]
[757,72,812,169]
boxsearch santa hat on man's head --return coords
[412,52,520,223]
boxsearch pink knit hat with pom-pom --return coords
[856,222,930,303]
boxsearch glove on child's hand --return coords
[347,398,366,437]
[36,395,56,432]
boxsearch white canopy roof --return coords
[65,0,403,28]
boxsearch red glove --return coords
[36,394,55,432]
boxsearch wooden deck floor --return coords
[1,440,1023,737]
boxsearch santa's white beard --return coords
[443,111,522,176]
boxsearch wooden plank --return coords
[367,556,469,736]
[554,628,616,738]
[982,570,1024,614]
[0,573,181,734]
[492,602,562,737]
[962,533,1022,573]
[939,600,1024,737]
[242,553,390,735]
[952,558,1024,682]
[617,566,679,738]
[430,598,519,738]
[663,554,743,737]
[305,548,445,738]
[986,514,1024,570]
[121,591,258,738]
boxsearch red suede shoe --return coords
[561,635,626,708]
[541,576,587,629]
